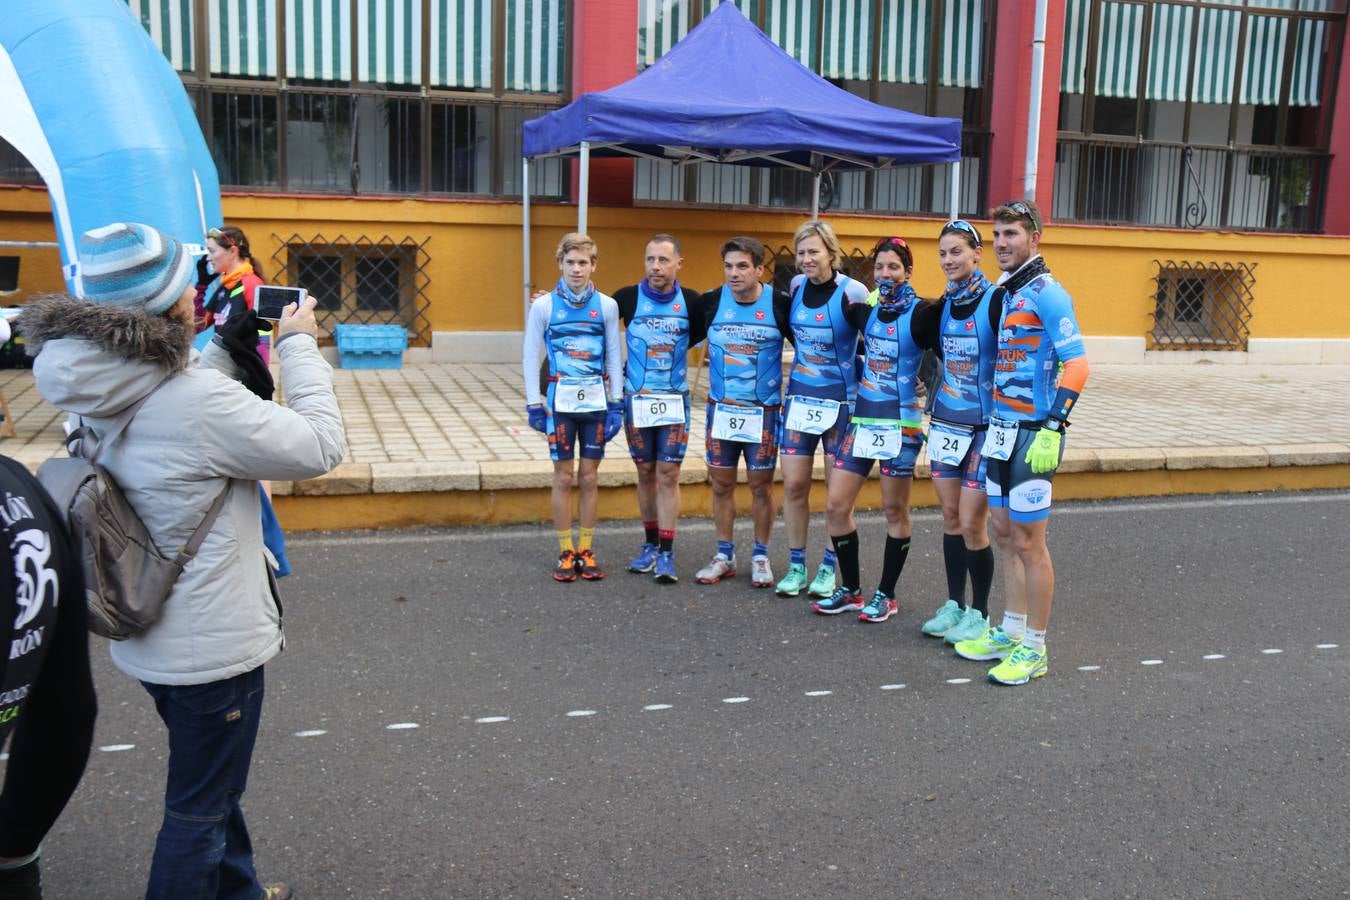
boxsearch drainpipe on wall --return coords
[1023,0,1049,200]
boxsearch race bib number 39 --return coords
[632,393,685,428]
[784,395,841,436]
[711,403,765,443]
[928,422,975,467]
[984,418,1018,461]
[854,422,902,460]
[555,375,607,414]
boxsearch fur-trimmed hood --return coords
[20,293,195,420]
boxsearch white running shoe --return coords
[750,555,774,588]
[695,553,736,584]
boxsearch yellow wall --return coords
[3,185,1348,339]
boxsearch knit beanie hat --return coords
[77,222,194,315]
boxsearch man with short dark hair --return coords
[953,200,1090,685]
[611,234,707,583]
[694,237,793,588]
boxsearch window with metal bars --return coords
[1150,260,1257,351]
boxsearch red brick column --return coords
[569,0,637,208]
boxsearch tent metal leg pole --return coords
[949,160,961,220]
[1023,0,1049,200]
[523,157,532,320]
[811,172,821,220]
[578,141,590,233]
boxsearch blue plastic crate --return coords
[334,324,408,369]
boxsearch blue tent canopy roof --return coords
[523,1,961,171]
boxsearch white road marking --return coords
[1315,643,1338,650]
[1203,654,1226,660]
[288,491,1350,548]
[722,696,750,704]
[1261,648,1283,655]
[804,690,833,697]
[475,716,510,724]
[1141,659,1164,666]
[386,722,419,730]
[99,744,135,752]
[946,678,971,685]
[879,683,906,690]
[1077,665,1101,672]
[643,704,673,711]
[294,730,327,738]
[566,710,597,717]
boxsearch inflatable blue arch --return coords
[0,0,222,293]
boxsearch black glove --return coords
[214,309,274,401]
[195,256,212,287]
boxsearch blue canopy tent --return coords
[520,1,963,306]
[0,0,222,295]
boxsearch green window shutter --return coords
[1061,0,1088,94]
[822,0,873,81]
[1191,6,1239,105]
[765,0,819,70]
[939,0,982,88]
[1241,15,1288,106]
[1144,3,1191,102]
[1289,17,1326,107]
[639,0,692,70]
[125,0,195,72]
[432,0,493,87]
[1094,1,1143,99]
[209,0,278,77]
[286,0,351,81]
[358,0,422,85]
[505,0,565,93]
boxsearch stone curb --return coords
[265,444,1350,496]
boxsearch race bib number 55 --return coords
[784,395,841,436]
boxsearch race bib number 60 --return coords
[555,375,607,414]
[711,403,765,443]
[632,393,685,428]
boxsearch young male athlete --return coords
[612,234,707,584]
[522,233,624,582]
[695,237,793,588]
[953,200,1090,685]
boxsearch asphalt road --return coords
[39,491,1350,898]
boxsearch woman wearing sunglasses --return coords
[814,236,940,621]
[203,225,270,361]
[918,220,1003,645]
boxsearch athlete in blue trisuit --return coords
[953,200,1090,685]
[522,233,625,582]
[919,221,1004,645]
[776,220,872,600]
[611,234,708,584]
[695,236,794,587]
[817,237,940,622]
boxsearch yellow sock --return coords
[557,530,574,553]
[577,527,595,553]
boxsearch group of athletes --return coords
[520,198,1089,686]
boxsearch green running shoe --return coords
[920,599,963,637]
[775,563,809,597]
[807,563,837,599]
[988,643,1049,685]
[943,607,989,645]
[953,625,1019,661]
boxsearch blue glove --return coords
[604,401,625,443]
[526,404,547,434]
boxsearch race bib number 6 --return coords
[632,393,685,429]
[555,375,607,414]
[784,395,841,436]
[711,403,765,443]
[984,418,1018,462]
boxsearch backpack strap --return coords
[172,481,232,568]
[76,378,175,464]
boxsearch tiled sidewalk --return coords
[3,362,1349,480]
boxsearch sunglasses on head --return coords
[941,219,982,246]
[207,227,235,249]
[1003,200,1042,233]
[874,236,908,253]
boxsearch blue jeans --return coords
[141,667,266,900]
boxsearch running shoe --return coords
[858,590,898,623]
[628,542,659,573]
[953,625,1018,661]
[812,587,864,615]
[807,563,837,599]
[654,550,678,584]
[987,643,1049,685]
[576,549,605,581]
[774,563,809,597]
[750,555,775,588]
[943,607,989,645]
[695,553,736,584]
[554,550,578,582]
[920,599,963,637]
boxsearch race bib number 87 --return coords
[711,403,765,443]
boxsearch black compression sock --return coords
[643,520,659,545]
[878,535,911,598]
[943,532,968,605]
[967,545,995,617]
[831,530,861,593]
